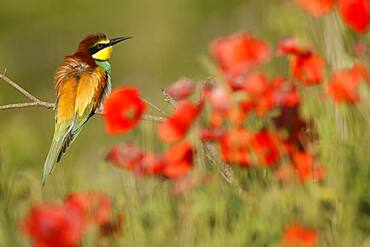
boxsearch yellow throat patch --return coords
[92,46,113,60]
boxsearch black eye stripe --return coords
[88,43,110,54]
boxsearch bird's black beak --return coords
[110,36,132,46]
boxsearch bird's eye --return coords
[96,44,103,49]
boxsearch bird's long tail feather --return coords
[42,137,65,185]
[42,121,76,186]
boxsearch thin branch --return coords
[141,97,167,116]
[0,102,54,110]
[161,88,177,108]
[0,73,164,122]
[141,114,165,122]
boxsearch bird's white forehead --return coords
[95,38,110,45]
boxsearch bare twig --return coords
[141,98,167,116]
[161,88,177,108]
[0,73,164,122]
[0,102,54,110]
[141,114,165,122]
[92,108,165,121]
[203,143,251,198]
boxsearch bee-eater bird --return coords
[42,33,130,185]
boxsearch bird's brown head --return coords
[77,33,131,61]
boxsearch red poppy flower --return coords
[106,143,144,170]
[338,0,369,33]
[241,73,269,97]
[277,37,312,57]
[277,38,324,86]
[291,54,325,85]
[252,130,281,166]
[64,192,112,225]
[211,32,270,78]
[270,78,301,108]
[138,153,166,176]
[282,223,318,247]
[254,77,299,115]
[242,77,300,116]
[163,141,194,179]
[165,77,195,101]
[158,101,202,143]
[296,0,335,16]
[104,87,146,135]
[22,204,84,247]
[292,151,325,182]
[327,64,367,104]
[219,128,252,166]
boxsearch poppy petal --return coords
[291,54,325,85]
[327,64,367,104]
[104,87,146,135]
[22,204,85,247]
[166,77,195,101]
[338,0,369,33]
[211,32,270,78]
[158,101,202,143]
[106,143,144,170]
[163,141,195,178]
[282,223,318,247]
[277,37,312,57]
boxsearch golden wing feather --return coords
[75,68,106,118]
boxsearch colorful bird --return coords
[42,33,130,185]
